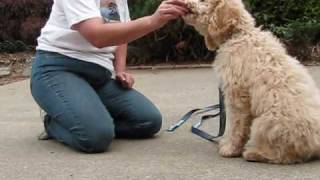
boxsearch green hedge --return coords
[0,0,52,45]
[128,0,214,65]
[244,0,320,61]
[128,0,320,63]
[0,0,319,63]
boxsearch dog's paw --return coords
[242,148,271,163]
[218,141,243,157]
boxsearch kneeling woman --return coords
[31,0,189,153]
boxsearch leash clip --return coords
[167,119,186,132]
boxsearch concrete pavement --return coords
[1,67,320,180]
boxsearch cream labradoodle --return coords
[183,0,320,164]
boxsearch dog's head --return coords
[183,0,243,50]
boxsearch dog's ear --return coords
[206,0,240,50]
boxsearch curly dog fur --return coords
[183,0,320,164]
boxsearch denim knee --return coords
[134,110,162,137]
[146,111,162,135]
[76,125,114,153]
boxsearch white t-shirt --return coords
[37,0,131,71]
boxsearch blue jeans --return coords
[31,50,162,153]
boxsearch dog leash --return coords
[167,89,226,142]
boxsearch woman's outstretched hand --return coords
[151,0,190,28]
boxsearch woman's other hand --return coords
[116,72,135,88]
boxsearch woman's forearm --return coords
[114,44,135,88]
[74,0,189,48]
[114,44,128,73]
[75,16,159,48]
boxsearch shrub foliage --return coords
[0,0,52,45]
[245,0,320,61]
[0,0,319,63]
[128,0,214,65]
[128,0,320,63]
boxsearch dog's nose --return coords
[184,4,194,13]
[187,8,195,14]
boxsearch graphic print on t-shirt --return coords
[100,0,120,22]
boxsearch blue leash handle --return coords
[167,89,226,142]
[166,105,219,132]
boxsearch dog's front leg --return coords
[219,88,252,157]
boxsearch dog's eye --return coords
[200,0,205,2]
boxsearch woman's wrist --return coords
[145,15,164,30]
[115,70,126,74]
